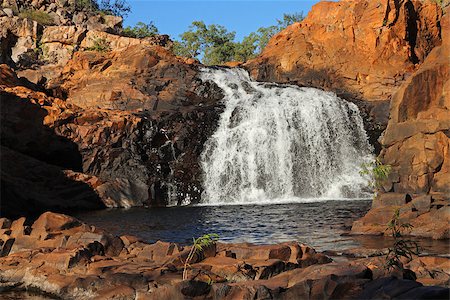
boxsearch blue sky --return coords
[125,1,318,41]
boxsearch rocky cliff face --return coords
[1,0,448,232]
[242,0,449,239]
[379,10,449,197]
[352,7,449,239]
[0,0,224,217]
[246,0,442,102]
[1,58,222,217]
[245,0,443,152]
[0,0,171,71]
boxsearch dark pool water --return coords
[76,200,372,251]
[75,200,449,255]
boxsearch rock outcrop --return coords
[0,0,225,216]
[1,61,222,215]
[352,7,450,239]
[245,0,444,152]
[246,0,442,102]
[0,212,448,299]
[0,0,172,72]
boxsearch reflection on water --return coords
[3,201,448,299]
[76,200,371,251]
[75,200,449,255]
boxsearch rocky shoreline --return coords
[0,1,449,298]
[0,212,448,299]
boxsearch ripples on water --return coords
[77,200,371,251]
[3,200,448,299]
[75,200,449,255]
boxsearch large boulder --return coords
[380,8,450,196]
[52,43,203,110]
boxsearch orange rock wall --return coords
[380,9,450,197]
[245,0,442,103]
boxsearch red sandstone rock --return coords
[0,212,448,299]
[1,60,222,212]
[352,6,450,239]
[245,0,442,103]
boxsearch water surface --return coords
[77,200,371,251]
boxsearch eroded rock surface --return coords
[0,62,222,214]
[352,7,450,240]
[0,212,448,299]
[0,0,225,215]
[245,0,442,103]
[0,0,172,74]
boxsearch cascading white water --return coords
[199,67,373,205]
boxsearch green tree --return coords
[99,0,131,17]
[74,0,130,18]
[233,33,259,61]
[251,12,305,54]
[173,21,236,65]
[253,25,279,54]
[122,21,159,38]
[183,233,219,280]
[75,0,98,12]
[277,12,305,28]
[173,12,304,64]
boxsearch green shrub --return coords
[183,233,219,280]
[75,0,99,11]
[86,37,111,52]
[73,0,130,18]
[18,9,55,26]
[385,209,420,272]
[432,0,444,7]
[360,157,391,198]
[122,22,159,38]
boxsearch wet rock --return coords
[1,60,222,211]
[0,212,448,299]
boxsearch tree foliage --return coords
[74,0,131,18]
[19,9,54,25]
[360,158,392,199]
[122,22,159,38]
[86,37,111,52]
[173,12,304,65]
[173,21,237,65]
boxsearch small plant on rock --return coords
[385,209,419,272]
[360,157,391,199]
[86,37,111,52]
[18,9,55,26]
[183,233,219,280]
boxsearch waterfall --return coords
[199,67,373,205]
